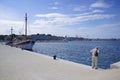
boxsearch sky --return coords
[0,0,120,38]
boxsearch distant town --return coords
[0,34,120,42]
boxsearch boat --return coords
[12,13,35,51]
[13,39,35,51]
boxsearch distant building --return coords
[31,34,64,41]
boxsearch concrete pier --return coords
[0,44,120,80]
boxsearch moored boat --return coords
[12,13,35,51]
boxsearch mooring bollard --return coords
[53,55,57,60]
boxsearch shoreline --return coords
[0,44,120,80]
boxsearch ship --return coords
[12,13,35,51]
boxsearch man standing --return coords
[90,47,100,69]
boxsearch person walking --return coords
[90,47,100,69]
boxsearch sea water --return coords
[32,40,120,69]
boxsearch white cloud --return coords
[50,6,59,10]
[73,6,87,11]
[90,1,110,8]
[92,9,104,13]
[36,13,66,18]
[32,12,115,37]
[28,12,115,37]
[34,13,114,27]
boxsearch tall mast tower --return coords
[25,13,27,36]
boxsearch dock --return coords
[0,44,120,80]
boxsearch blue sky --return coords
[0,0,120,38]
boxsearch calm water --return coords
[32,40,120,69]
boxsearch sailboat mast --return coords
[25,13,27,36]
[11,27,13,35]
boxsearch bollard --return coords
[53,55,57,60]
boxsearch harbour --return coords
[33,40,120,69]
[0,44,120,80]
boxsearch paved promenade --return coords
[0,44,120,80]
